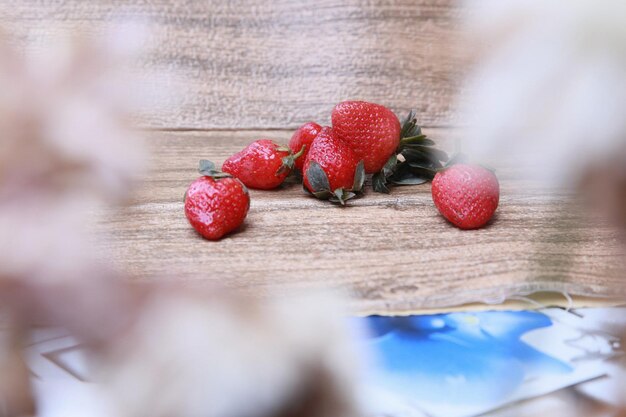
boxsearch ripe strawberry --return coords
[431,164,499,230]
[222,139,304,190]
[288,122,322,171]
[331,100,401,174]
[303,127,365,205]
[184,160,250,240]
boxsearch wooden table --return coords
[98,129,626,314]
[7,0,625,314]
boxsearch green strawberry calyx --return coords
[304,160,365,206]
[276,145,306,176]
[372,109,449,194]
[199,159,232,178]
[197,159,248,194]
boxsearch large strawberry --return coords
[331,100,401,173]
[184,160,250,240]
[303,127,365,205]
[431,164,499,230]
[288,122,322,171]
[222,139,304,190]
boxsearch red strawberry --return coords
[303,127,365,205]
[288,122,322,171]
[184,160,250,240]
[331,100,401,174]
[222,139,304,190]
[431,164,499,230]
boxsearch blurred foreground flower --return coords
[458,3,626,413]
[0,28,362,417]
[0,28,148,415]
[97,289,362,417]
[0,29,145,286]
[460,0,626,241]
[461,0,626,188]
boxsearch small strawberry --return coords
[303,127,365,205]
[331,100,401,173]
[431,164,499,230]
[288,122,322,171]
[184,160,250,240]
[222,139,304,190]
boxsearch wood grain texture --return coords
[1,0,463,129]
[96,129,626,314]
[9,1,624,314]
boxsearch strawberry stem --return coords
[292,145,306,160]
[277,145,307,176]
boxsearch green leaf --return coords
[312,190,332,199]
[277,156,293,175]
[400,109,416,129]
[399,136,436,148]
[394,161,435,181]
[287,169,303,184]
[406,154,434,166]
[304,183,331,200]
[352,160,365,192]
[404,144,447,156]
[389,166,430,185]
[400,109,418,138]
[328,189,357,205]
[332,188,347,205]
[420,146,448,162]
[399,134,427,146]
[372,171,390,193]
[411,168,437,180]
[389,176,428,185]
[401,148,448,166]
[401,148,429,161]
[305,161,330,193]
[381,154,398,177]
[198,159,219,176]
[416,138,435,146]
[408,160,442,171]
[343,191,357,201]
[199,159,215,172]
[402,123,422,139]
[198,159,231,178]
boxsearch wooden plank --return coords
[2,0,463,129]
[96,129,626,314]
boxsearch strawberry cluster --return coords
[184,100,500,240]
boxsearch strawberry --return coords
[184,160,250,240]
[331,100,401,173]
[303,127,365,205]
[431,164,499,230]
[288,122,322,171]
[222,139,304,190]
